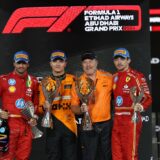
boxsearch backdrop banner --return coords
[0,0,151,160]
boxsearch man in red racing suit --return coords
[112,48,152,160]
[0,51,39,160]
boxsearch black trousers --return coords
[80,119,112,160]
[46,117,77,160]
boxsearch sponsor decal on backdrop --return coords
[150,9,160,31]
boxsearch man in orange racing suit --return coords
[112,48,152,160]
[0,51,39,160]
[38,50,77,160]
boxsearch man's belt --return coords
[115,106,132,110]
[9,114,22,118]
[115,106,134,115]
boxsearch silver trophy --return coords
[21,101,43,139]
[41,76,60,128]
[130,86,144,123]
[75,77,95,131]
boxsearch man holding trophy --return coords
[71,52,113,160]
[38,50,77,160]
[112,48,152,160]
[0,51,39,160]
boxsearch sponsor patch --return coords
[8,86,16,93]
[114,49,126,55]
[126,76,131,82]
[141,78,146,82]
[15,54,28,59]
[26,88,32,97]
[113,84,116,90]
[64,84,72,89]
[15,98,25,109]
[114,76,118,82]
[0,127,5,133]
[116,96,123,106]
[123,84,128,89]
[8,79,16,85]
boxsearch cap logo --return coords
[114,50,126,55]
[51,52,64,58]
[15,54,28,59]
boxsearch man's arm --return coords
[70,82,83,115]
[135,72,152,111]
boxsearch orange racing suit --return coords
[39,73,77,160]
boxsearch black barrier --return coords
[0,0,151,160]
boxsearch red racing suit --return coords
[0,71,39,160]
[112,68,152,160]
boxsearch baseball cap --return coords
[50,50,67,61]
[113,48,130,59]
[81,52,97,61]
[14,51,29,63]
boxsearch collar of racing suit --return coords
[50,73,66,81]
[12,71,28,79]
[118,67,131,76]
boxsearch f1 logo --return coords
[2,6,86,33]
[2,5,141,34]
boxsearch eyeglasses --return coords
[16,61,27,64]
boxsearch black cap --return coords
[81,52,97,61]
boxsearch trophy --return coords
[130,86,144,123]
[21,101,43,139]
[0,117,9,152]
[41,76,60,128]
[75,77,95,131]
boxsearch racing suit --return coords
[112,68,152,160]
[39,73,77,160]
[0,71,39,160]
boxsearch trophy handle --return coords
[130,86,144,123]
[41,77,61,129]
[81,110,93,131]
[75,77,95,131]
[21,101,43,139]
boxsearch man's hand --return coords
[0,109,9,119]
[132,103,144,112]
[28,118,37,126]
[80,103,88,113]
[43,100,51,111]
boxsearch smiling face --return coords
[82,58,98,76]
[113,56,131,72]
[13,61,29,75]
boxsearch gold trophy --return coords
[21,101,43,139]
[41,76,60,128]
[75,77,95,131]
[130,86,144,123]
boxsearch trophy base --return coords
[32,126,43,139]
[82,125,93,131]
